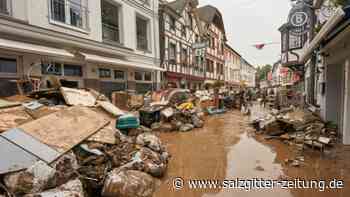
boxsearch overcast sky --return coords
[199,0,291,67]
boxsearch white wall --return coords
[27,0,102,41]
[10,0,159,61]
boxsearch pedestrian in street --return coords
[261,89,267,108]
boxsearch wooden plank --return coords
[60,87,96,107]
[0,106,33,133]
[19,106,109,153]
[88,122,117,144]
[0,99,21,109]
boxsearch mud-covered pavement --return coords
[154,109,350,197]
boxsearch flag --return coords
[253,44,266,50]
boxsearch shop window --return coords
[114,70,125,80]
[144,72,152,81]
[135,71,143,81]
[64,64,82,77]
[60,80,79,88]
[42,62,62,75]
[99,68,111,78]
[0,57,17,73]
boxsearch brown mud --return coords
[154,110,350,197]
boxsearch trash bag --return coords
[179,124,194,132]
[191,115,204,128]
[136,133,163,152]
[132,147,168,178]
[4,161,56,195]
[50,151,79,187]
[102,170,155,197]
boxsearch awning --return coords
[81,52,165,71]
[0,38,75,58]
[299,8,345,63]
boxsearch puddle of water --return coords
[204,132,293,197]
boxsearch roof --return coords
[224,43,242,57]
[165,0,198,14]
[196,5,226,39]
[241,57,256,70]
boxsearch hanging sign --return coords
[288,1,313,36]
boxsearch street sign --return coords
[192,41,208,49]
[290,12,309,27]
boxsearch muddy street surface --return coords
[154,110,350,197]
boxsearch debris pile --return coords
[0,87,171,197]
[251,106,338,167]
[0,81,235,196]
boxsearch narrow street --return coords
[154,109,350,197]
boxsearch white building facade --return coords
[0,0,162,97]
[224,43,241,88]
[240,58,256,88]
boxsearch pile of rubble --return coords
[251,106,338,167]
[0,87,171,197]
[0,82,234,196]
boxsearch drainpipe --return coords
[152,0,159,90]
[308,3,317,106]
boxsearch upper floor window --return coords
[181,24,186,37]
[169,43,176,64]
[210,37,215,49]
[136,15,149,51]
[0,0,9,15]
[181,48,187,64]
[50,0,89,30]
[169,16,176,31]
[188,13,193,29]
[102,0,120,43]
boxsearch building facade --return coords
[0,0,162,97]
[299,0,350,144]
[224,43,241,88]
[240,58,256,88]
[159,0,205,90]
[197,5,226,82]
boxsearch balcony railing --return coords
[102,22,120,43]
[49,0,89,30]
